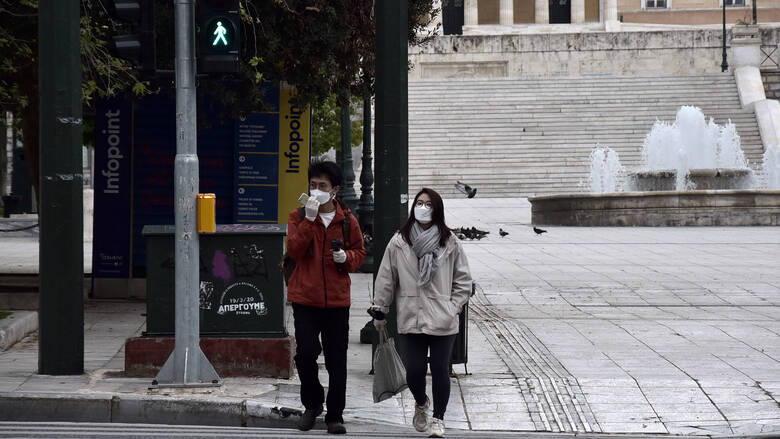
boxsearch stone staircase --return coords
[408,74,764,198]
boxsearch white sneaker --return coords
[412,398,429,432]
[428,417,445,438]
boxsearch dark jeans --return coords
[292,303,350,424]
[400,333,457,420]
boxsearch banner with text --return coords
[92,97,133,278]
[234,84,310,223]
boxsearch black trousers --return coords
[292,303,350,424]
[400,333,457,420]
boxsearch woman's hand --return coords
[373,318,387,332]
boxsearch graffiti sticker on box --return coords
[217,281,268,317]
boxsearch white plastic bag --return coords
[372,328,408,403]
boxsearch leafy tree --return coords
[311,93,362,156]
[1,0,439,202]
[0,0,154,201]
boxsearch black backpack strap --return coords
[342,209,351,250]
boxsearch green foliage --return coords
[80,0,156,104]
[0,1,37,114]
[0,0,155,116]
[311,93,362,156]
[0,311,11,320]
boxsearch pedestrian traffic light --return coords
[108,0,156,74]
[198,0,241,74]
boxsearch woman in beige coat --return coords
[371,188,472,438]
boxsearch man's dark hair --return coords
[308,160,343,188]
[399,188,452,248]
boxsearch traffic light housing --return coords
[108,0,156,74]
[198,0,241,74]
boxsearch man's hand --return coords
[333,249,347,264]
[373,318,387,332]
[304,197,320,221]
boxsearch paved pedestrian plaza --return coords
[0,198,778,436]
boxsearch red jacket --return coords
[286,201,366,308]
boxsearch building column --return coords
[572,0,585,24]
[535,0,548,24]
[604,0,619,31]
[500,0,513,25]
[464,0,478,26]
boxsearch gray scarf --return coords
[410,221,441,287]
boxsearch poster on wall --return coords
[234,84,311,223]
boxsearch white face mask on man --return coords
[309,189,333,204]
[414,205,432,224]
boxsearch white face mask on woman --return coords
[414,205,432,224]
[309,189,333,204]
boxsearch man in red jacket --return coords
[286,160,366,434]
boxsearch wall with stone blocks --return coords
[408,27,780,80]
[762,70,780,99]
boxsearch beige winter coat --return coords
[373,231,472,336]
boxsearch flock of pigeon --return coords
[452,181,547,240]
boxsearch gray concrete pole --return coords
[154,0,219,386]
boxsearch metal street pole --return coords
[374,0,408,346]
[38,0,84,375]
[357,92,374,272]
[754,0,757,24]
[340,89,358,211]
[722,1,729,72]
[154,0,220,386]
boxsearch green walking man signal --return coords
[198,0,240,74]
[212,21,228,46]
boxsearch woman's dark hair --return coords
[308,160,344,188]
[399,188,452,248]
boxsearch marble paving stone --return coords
[663,421,735,436]
[468,420,538,431]
[729,419,780,435]
[597,421,668,433]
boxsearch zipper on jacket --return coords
[322,222,329,307]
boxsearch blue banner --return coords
[234,185,278,223]
[235,110,280,222]
[92,97,133,278]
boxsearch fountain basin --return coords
[530,190,780,226]
[628,168,754,192]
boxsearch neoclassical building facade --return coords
[461,0,780,30]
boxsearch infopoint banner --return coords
[92,97,133,278]
[234,84,311,223]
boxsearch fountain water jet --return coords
[764,145,780,190]
[633,106,751,191]
[589,146,625,193]
[530,106,780,226]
